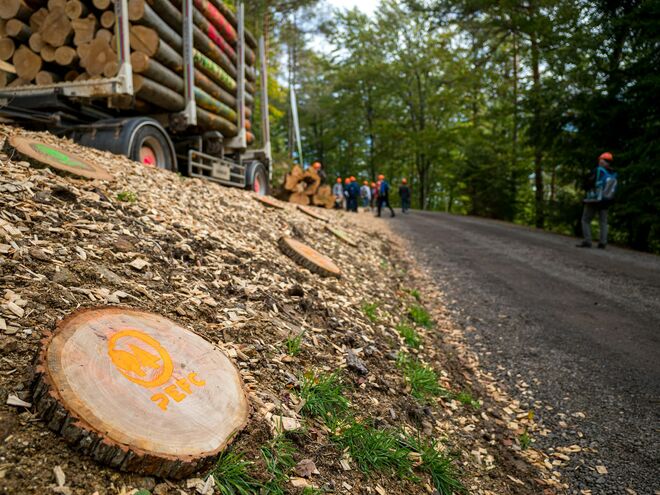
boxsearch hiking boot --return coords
[598,243,607,249]
[576,241,592,248]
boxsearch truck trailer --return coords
[0,0,271,194]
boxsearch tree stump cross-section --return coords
[325,225,358,248]
[32,307,249,479]
[278,236,341,278]
[297,205,329,223]
[8,135,113,180]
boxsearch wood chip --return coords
[595,465,608,475]
[53,466,66,487]
[129,258,149,270]
[6,395,31,408]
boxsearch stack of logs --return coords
[279,165,335,209]
[0,0,256,140]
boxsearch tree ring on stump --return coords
[325,225,357,247]
[297,205,329,222]
[8,136,113,181]
[278,236,341,278]
[32,307,248,479]
[254,195,285,209]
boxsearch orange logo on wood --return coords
[108,329,174,389]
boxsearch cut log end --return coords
[278,236,341,278]
[32,306,249,478]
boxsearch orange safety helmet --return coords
[402,178,407,184]
[378,174,385,180]
[371,182,376,187]
[344,178,351,184]
[350,176,356,182]
[336,177,342,183]
[363,180,368,185]
[599,152,613,162]
[312,161,322,170]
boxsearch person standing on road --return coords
[577,152,618,249]
[360,180,372,211]
[343,178,351,211]
[370,182,377,210]
[348,176,360,213]
[376,174,395,218]
[399,178,411,213]
[333,177,344,209]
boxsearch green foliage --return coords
[403,435,465,495]
[333,420,413,477]
[407,289,422,302]
[408,305,433,329]
[362,302,379,322]
[396,323,421,349]
[454,390,480,410]
[261,434,296,495]
[116,191,137,203]
[302,488,324,495]
[398,354,446,402]
[298,371,349,423]
[286,332,303,356]
[211,451,261,495]
[519,431,532,450]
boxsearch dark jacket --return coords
[399,185,411,200]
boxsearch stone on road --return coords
[391,211,660,494]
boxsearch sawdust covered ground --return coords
[0,126,565,494]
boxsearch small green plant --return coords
[286,332,304,356]
[396,323,421,349]
[302,488,324,495]
[403,435,465,495]
[406,288,422,302]
[261,434,296,495]
[398,354,446,402]
[519,431,531,450]
[362,302,379,322]
[333,419,413,477]
[408,304,433,328]
[298,371,349,423]
[211,450,261,495]
[116,190,137,203]
[454,390,480,410]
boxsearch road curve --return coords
[390,211,660,494]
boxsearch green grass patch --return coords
[333,419,413,477]
[398,354,446,402]
[362,302,379,322]
[211,450,261,495]
[519,431,531,450]
[116,190,137,203]
[396,323,421,349]
[302,488,324,495]
[454,390,480,410]
[403,435,465,495]
[408,304,433,328]
[286,332,304,356]
[405,288,422,302]
[261,434,296,495]
[298,371,349,423]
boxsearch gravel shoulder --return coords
[390,211,660,494]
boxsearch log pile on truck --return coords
[0,0,256,142]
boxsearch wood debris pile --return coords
[0,125,562,494]
[276,165,335,208]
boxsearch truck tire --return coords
[246,162,269,196]
[72,117,177,172]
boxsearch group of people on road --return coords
[331,174,411,218]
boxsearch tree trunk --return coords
[531,33,544,228]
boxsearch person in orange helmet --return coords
[360,180,372,211]
[333,177,344,209]
[312,161,327,184]
[376,174,395,218]
[399,178,411,213]
[577,152,617,249]
[370,182,377,209]
[343,178,352,211]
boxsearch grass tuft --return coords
[398,354,446,402]
[404,435,465,495]
[298,371,349,423]
[211,450,261,495]
[261,434,296,495]
[362,302,379,322]
[408,304,433,328]
[116,190,137,203]
[406,288,422,302]
[333,419,413,477]
[519,431,531,450]
[396,323,421,349]
[286,332,304,356]
[454,390,480,410]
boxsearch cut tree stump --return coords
[278,236,341,278]
[8,135,113,180]
[32,307,249,478]
[325,225,358,248]
[254,194,285,210]
[297,205,329,223]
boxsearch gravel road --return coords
[390,211,660,494]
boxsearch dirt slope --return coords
[0,126,564,494]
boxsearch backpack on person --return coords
[585,166,618,203]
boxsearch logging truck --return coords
[0,0,272,195]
